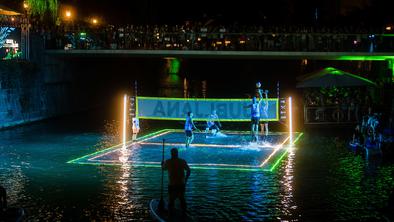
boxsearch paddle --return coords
[158,139,165,212]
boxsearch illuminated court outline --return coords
[67,129,303,172]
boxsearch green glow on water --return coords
[169,58,181,74]
[67,129,170,163]
[292,132,304,145]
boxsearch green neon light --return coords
[67,143,122,164]
[134,128,171,141]
[305,67,376,85]
[68,129,303,172]
[67,129,171,163]
[389,59,394,82]
[292,132,304,145]
[335,55,394,61]
[269,133,304,171]
[332,56,394,82]
[269,149,288,171]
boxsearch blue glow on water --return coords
[71,131,292,170]
[0,119,393,221]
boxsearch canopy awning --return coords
[0,4,21,16]
[296,67,376,88]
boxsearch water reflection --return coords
[0,165,28,206]
[1,119,394,221]
[279,146,297,221]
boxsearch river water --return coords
[0,113,393,221]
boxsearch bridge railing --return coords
[304,106,359,124]
[45,31,394,52]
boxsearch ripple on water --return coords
[1,123,394,221]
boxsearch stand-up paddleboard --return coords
[149,199,167,222]
[149,199,194,222]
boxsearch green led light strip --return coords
[269,132,304,172]
[68,129,303,172]
[67,129,171,163]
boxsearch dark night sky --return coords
[3,0,394,25]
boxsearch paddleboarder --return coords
[162,148,191,214]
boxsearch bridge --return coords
[45,50,394,61]
[45,50,394,77]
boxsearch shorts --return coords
[168,184,186,199]
[251,117,260,125]
[185,130,192,137]
[168,184,186,193]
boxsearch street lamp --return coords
[65,10,72,19]
[63,9,75,32]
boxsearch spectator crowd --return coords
[2,14,394,52]
[35,22,394,52]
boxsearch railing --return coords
[304,106,359,124]
[45,32,394,52]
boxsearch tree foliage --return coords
[26,0,58,18]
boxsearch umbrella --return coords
[0,4,21,16]
[296,67,376,88]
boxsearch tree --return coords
[25,0,58,19]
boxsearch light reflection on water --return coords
[279,146,298,221]
[0,119,393,221]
